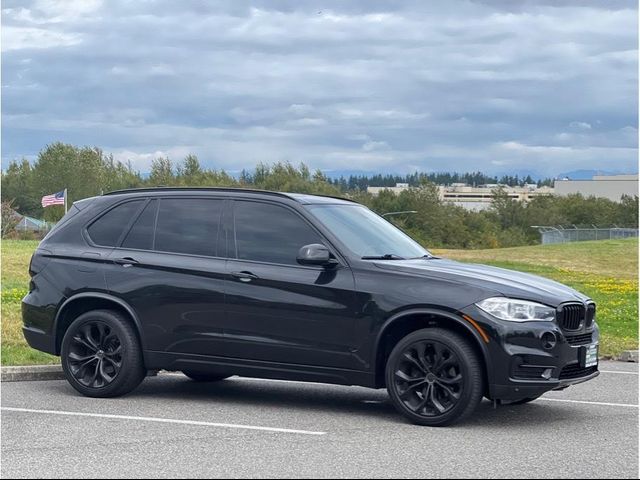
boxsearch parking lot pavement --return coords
[1,360,638,479]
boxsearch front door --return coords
[224,199,357,369]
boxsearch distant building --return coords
[367,184,412,196]
[11,210,50,232]
[438,184,554,211]
[554,174,638,201]
[366,183,554,211]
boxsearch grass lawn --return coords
[1,238,638,365]
[2,240,58,365]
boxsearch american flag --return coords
[41,190,65,207]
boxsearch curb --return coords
[617,350,639,363]
[1,365,64,382]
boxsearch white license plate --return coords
[584,344,599,368]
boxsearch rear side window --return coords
[87,200,144,247]
[121,200,158,250]
[154,198,222,256]
[233,201,322,265]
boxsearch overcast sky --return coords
[2,0,638,177]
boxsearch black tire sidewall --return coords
[61,310,145,398]
[386,328,483,427]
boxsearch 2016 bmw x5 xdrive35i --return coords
[23,188,599,426]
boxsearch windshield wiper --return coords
[410,254,438,260]
[361,254,406,260]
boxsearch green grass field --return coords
[1,238,638,365]
[2,240,58,365]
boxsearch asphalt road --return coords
[1,360,638,478]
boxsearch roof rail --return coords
[101,186,355,204]
[103,186,291,198]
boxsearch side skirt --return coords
[144,351,377,388]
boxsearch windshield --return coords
[306,204,430,259]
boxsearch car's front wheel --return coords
[386,328,484,427]
[61,309,146,398]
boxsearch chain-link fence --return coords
[533,226,639,244]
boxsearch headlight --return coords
[476,297,556,322]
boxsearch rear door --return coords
[224,199,357,369]
[103,196,229,356]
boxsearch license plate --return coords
[583,344,599,368]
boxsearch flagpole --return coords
[64,188,68,215]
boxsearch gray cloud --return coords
[1,0,637,176]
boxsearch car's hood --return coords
[373,258,591,307]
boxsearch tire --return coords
[61,309,146,398]
[386,328,484,427]
[182,371,231,382]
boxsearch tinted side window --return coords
[234,201,322,265]
[155,198,222,256]
[122,200,158,250]
[87,200,144,247]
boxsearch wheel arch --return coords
[54,292,144,355]
[373,308,492,389]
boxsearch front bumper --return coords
[461,304,600,402]
[490,370,599,401]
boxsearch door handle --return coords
[231,271,259,282]
[113,257,139,267]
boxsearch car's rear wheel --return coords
[386,328,483,427]
[61,310,146,398]
[182,371,231,382]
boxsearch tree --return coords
[32,143,106,221]
[177,154,203,185]
[490,187,525,229]
[1,200,19,238]
[617,195,639,227]
[1,159,40,216]
[149,157,175,186]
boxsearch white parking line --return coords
[1,407,327,436]
[538,398,639,408]
[599,370,639,375]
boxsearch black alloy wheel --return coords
[68,321,123,388]
[61,310,146,398]
[393,340,463,416]
[386,328,483,426]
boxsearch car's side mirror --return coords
[297,244,338,267]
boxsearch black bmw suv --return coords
[23,188,599,426]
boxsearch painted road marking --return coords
[538,398,639,408]
[1,407,327,436]
[599,370,639,375]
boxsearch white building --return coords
[367,183,554,211]
[554,174,638,201]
